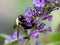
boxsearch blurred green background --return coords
[0,0,60,45]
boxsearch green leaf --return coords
[49,32,60,43]
[47,41,60,45]
[0,33,9,45]
[0,33,9,39]
[4,39,18,45]
[4,39,29,45]
[0,36,5,45]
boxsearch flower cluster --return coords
[4,31,17,43]
[4,0,60,44]
[33,0,45,7]
[24,0,60,38]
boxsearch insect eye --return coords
[18,16,21,18]
[18,15,22,19]
[18,15,24,21]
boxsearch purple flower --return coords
[25,12,33,18]
[47,15,52,21]
[4,38,10,44]
[40,14,47,20]
[11,31,17,39]
[36,22,45,29]
[30,29,40,38]
[35,40,40,45]
[43,27,52,34]
[35,2,45,7]
[4,31,17,44]
[38,11,42,14]
[24,7,33,18]
[33,0,45,7]
[32,10,37,16]
[48,27,52,32]
[33,0,40,4]
[25,17,32,23]
[4,36,15,44]
[39,22,45,29]
[35,20,41,24]
[34,6,41,10]
[25,7,31,13]
[47,0,55,2]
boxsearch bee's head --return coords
[18,15,25,21]
[16,15,24,25]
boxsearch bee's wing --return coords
[16,25,25,39]
[19,25,25,33]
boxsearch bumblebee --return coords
[13,15,35,39]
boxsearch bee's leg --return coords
[17,25,19,39]
[13,23,16,29]
[13,23,19,39]
[17,25,24,45]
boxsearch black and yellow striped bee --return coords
[13,15,35,39]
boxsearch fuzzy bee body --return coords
[13,15,35,39]
[15,15,35,29]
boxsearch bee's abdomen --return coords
[21,21,35,29]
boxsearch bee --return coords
[13,15,35,39]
